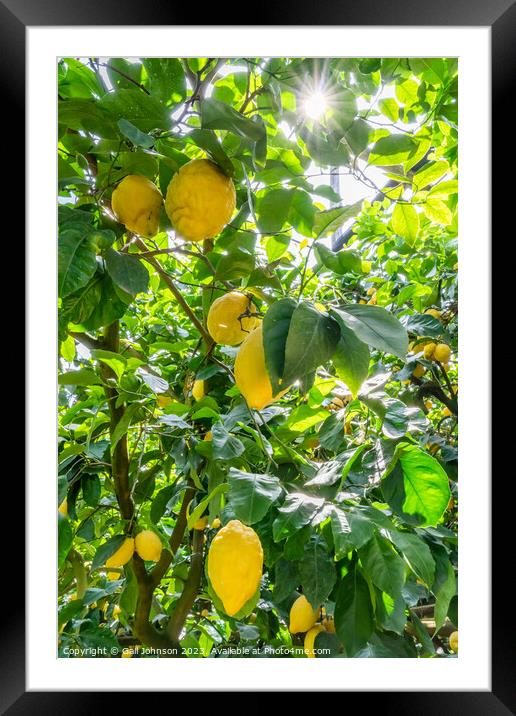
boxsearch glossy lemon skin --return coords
[165,159,236,242]
[105,537,135,568]
[192,379,205,401]
[207,520,263,617]
[449,630,458,652]
[111,175,163,237]
[289,595,319,634]
[135,530,162,562]
[434,343,451,363]
[207,292,260,346]
[234,324,287,410]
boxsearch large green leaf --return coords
[99,89,171,132]
[387,530,435,587]
[382,443,451,527]
[82,274,132,330]
[282,302,341,386]
[201,98,265,142]
[104,248,149,296]
[431,544,457,631]
[263,298,297,393]
[228,468,282,525]
[299,538,337,609]
[256,188,293,234]
[58,513,73,569]
[313,200,363,238]
[369,134,418,166]
[142,58,186,105]
[58,368,103,386]
[358,531,405,599]
[334,565,374,656]
[391,203,419,245]
[273,559,300,603]
[211,422,245,460]
[331,322,370,397]
[58,230,97,298]
[272,492,324,542]
[331,305,408,359]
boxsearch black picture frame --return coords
[6,0,505,710]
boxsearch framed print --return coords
[2,0,507,709]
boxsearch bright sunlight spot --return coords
[303,90,328,120]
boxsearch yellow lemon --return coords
[367,293,377,305]
[192,379,205,401]
[135,530,162,562]
[193,516,209,531]
[289,595,319,634]
[58,498,68,517]
[204,431,213,441]
[201,608,210,618]
[425,308,442,321]
[304,625,325,658]
[105,537,135,568]
[442,406,452,417]
[234,324,288,410]
[207,292,260,346]
[449,631,458,652]
[423,342,437,360]
[111,175,163,238]
[113,605,121,618]
[107,571,120,580]
[434,343,451,363]
[425,400,433,410]
[121,649,133,658]
[211,517,221,529]
[207,520,263,617]
[366,286,376,296]
[359,299,366,304]
[165,158,236,242]
[157,395,173,408]
[412,364,426,379]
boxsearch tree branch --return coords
[166,528,204,643]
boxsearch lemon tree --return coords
[58,57,458,659]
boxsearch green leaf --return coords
[58,368,102,386]
[331,322,370,397]
[82,474,101,508]
[369,134,417,166]
[228,468,282,525]
[313,242,363,275]
[313,201,362,239]
[282,303,341,387]
[272,492,324,542]
[299,538,337,609]
[331,305,408,359]
[375,590,407,635]
[111,403,140,453]
[395,79,419,106]
[201,98,265,142]
[358,531,405,598]
[288,190,315,237]
[117,118,155,148]
[335,565,374,656]
[185,129,234,177]
[273,559,300,603]
[382,443,451,527]
[58,513,73,569]
[142,58,186,105]
[410,611,436,655]
[265,234,290,262]
[402,313,443,338]
[431,544,457,631]
[91,349,127,380]
[92,534,127,571]
[391,203,419,245]
[104,248,149,296]
[211,421,245,460]
[99,89,171,132]
[82,274,132,330]
[388,530,435,587]
[412,160,449,191]
[256,188,293,234]
[282,405,329,434]
[58,230,97,298]
[378,98,399,122]
[263,297,297,394]
[356,632,417,658]
[423,197,453,225]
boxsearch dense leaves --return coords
[58,56,458,660]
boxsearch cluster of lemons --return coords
[111,158,236,242]
[289,595,336,657]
